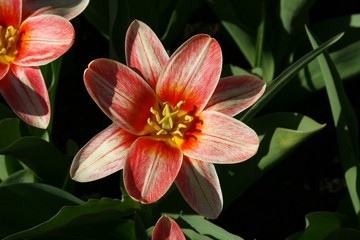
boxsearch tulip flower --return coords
[0,0,89,128]
[152,216,185,240]
[70,20,265,219]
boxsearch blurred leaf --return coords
[0,183,83,238]
[0,118,21,149]
[219,112,325,207]
[0,103,16,120]
[280,0,313,33]
[286,212,343,240]
[83,0,109,39]
[182,228,213,240]
[0,137,71,187]
[181,215,244,240]
[4,198,140,240]
[240,31,343,122]
[307,28,360,215]
[0,155,23,181]
[0,169,35,187]
[222,64,252,77]
[325,228,360,240]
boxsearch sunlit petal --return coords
[152,216,185,240]
[126,20,169,89]
[206,75,266,116]
[124,137,182,203]
[15,15,74,66]
[84,59,157,135]
[157,34,222,115]
[181,111,259,163]
[22,0,89,20]
[70,124,137,182]
[0,65,49,128]
[175,156,223,219]
[0,0,21,26]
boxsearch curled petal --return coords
[22,0,89,20]
[15,15,74,66]
[84,59,157,135]
[181,111,259,163]
[175,156,223,219]
[206,75,265,116]
[152,216,185,240]
[70,124,137,182]
[0,65,49,128]
[0,63,10,80]
[124,137,182,203]
[157,34,222,115]
[0,0,21,26]
[126,20,169,89]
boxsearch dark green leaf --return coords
[0,169,35,187]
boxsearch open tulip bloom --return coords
[0,0,89,128]
[70,20,265,219]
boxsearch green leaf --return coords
[0,103,16,120]
[182,228,213,240]
[4,198,140,240]
[0,169,35,187]
[280,0,313,33]
[240,31,344,123]
[306,28,360,216]
[181,215,244,240]
[218,112,325,207]
[325,228,360,240]
[83,0,110,39]
[0,118,21,149]
[0,183,83,238]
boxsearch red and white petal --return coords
[0,0,21,26]
[0,63,10,80]
[0,65,49,128]
[84,59,158,135]
[157,34,222,115]
[205,75,265,116]
[14,15,74,66]
[70,124,137,182]
[124,137,183,203]
[181,111,259,163]
[175,156,223,219]
[152,216,185,240]
[22,0,89,20]
[126,20,169,89]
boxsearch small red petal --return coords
[152,216,186,240]
[0,0,21,26]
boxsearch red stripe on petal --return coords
[0,63,10,79]
[0,65,49,128]
[70,124,137,182]
[126,20,169,89]
[181,111,259,163]
[157,34,222,115]
[206,75,265,116]
[124,137,182,203]
[0,0,21,26]
[175,156,223,219]
[84,59,158,135]
[22,0,89,20]
[152,216,185,240]
[15,15,74,66]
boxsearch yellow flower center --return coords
[147,101,194,139]
[0,25,20,64]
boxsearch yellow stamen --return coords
[0,25,20,64]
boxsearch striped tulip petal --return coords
[70,124,137,182]
[175,156,223,219]
[15,15,74,66]
[157,34,222,115]
[0,65,50,128]
[22,0,89,20]
[84,59,157,135]
[206,75,266,116]
[0,0,21,26]
[124,137,183,203]
[126,20,169,89]
[0,63,10,80]
[152,216,185,240]
[181,110,259,163]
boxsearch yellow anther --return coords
[184,115,194,122]
[156,129,168,135]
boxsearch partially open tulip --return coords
[71,20,265,219]
[152,216,185,240]
[0,0,89,128]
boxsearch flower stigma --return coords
[147,101,194,138]
[0,25,19,64]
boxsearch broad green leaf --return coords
[218,112,325,207]
[0,155,23,181]
[182,228,213,240]
[0,169,35,186]
[181,215,244,240]
[307,28,360,215]
[240,32,344,123]
[0,118,21,149]
[280,0,313,33]
[0,137,71,187]
[4,198,140,240]
[286,212,343,240]
[0,183,83,238]
[0,103,15,120]
[83,0,109,39]
[325,228,360,240]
